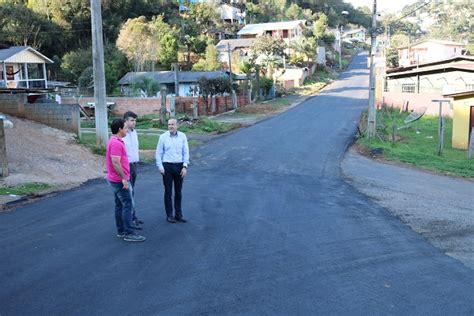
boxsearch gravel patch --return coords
[2,117,105,187]
[342,148,474,270]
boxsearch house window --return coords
[466,84,474,91]
[384,78,389,92]
[402,83,415,93]
[283,30,288,38]
[27,63,43,79]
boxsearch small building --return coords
[118,71,230,96]
[237,20,306,43]
[0,46,53,89]
[397,39,466,67]
[216,38,255,67]
[443,90,474,150]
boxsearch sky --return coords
[344,0,420,13]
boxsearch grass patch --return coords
[78,133,159,153]
[0,183,53,196]
[358,108,474,178]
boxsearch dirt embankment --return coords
[2,117,105,188]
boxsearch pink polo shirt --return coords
[106,136,130,183]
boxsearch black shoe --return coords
[175,217,187,223]
[166,216,177,223]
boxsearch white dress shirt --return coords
[155,131,190,170]
[123,129,139,163]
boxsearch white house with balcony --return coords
[220,3,245,24]
[237,20,306,43]
[0,46,53,89]
[397,39,466,67]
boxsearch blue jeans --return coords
[107,180,134,235]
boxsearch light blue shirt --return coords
[155,131,190,170]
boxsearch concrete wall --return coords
[0,94,80,134]
[379,91,453,117]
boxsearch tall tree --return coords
[192,40,221,71]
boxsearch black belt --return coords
[163,162,183,165]
[130,162,139,165]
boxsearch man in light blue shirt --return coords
[155,118,190,223]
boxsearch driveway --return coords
[1,53,473,314]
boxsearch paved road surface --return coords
[1,53,473,314]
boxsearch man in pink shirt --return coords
[106,119,146,242]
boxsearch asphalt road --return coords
[1,53,473,315]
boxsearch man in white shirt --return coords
[155,118,190,223]
[123,111,144,229]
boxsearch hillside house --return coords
[216,38,255,68]
[237,20,306,44]
[220,4,245,24]
[397,39,466,67]
[0,46,53,89]
[342,28,366,43]
[118,71,230,96]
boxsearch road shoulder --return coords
[342,147,474,270]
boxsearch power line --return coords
[390,0,433,25]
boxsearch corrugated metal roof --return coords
[385,61,474,78]
[386,56,474,74]
[119,71,229,85]
[237,20,305,36]
[0,46,53,63]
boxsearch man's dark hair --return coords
[123,111,137,120]
[111,119,125,134]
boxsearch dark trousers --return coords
[129,162,138,221]
[162,162,184,218]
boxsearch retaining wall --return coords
[0,94,80,135]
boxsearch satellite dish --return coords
[398,106,427,133]
[404,106,427,124]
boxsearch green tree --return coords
[313,13,328,44]
[285,3,302,20]
[192,41,221,71]
[132,75,160,97]
[0,2,60,51]
[251,35,286,78]
[116,16,152,72]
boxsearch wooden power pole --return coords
[366,0,377,139]
[90,0,108,147]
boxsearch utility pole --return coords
[90,0,108,147]
[339,25,343,70]
[173,63,179,96]
[227,42,233,89]
[366,0,377,139]
[227,42,237,109]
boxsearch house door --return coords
[470,106,474,129]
